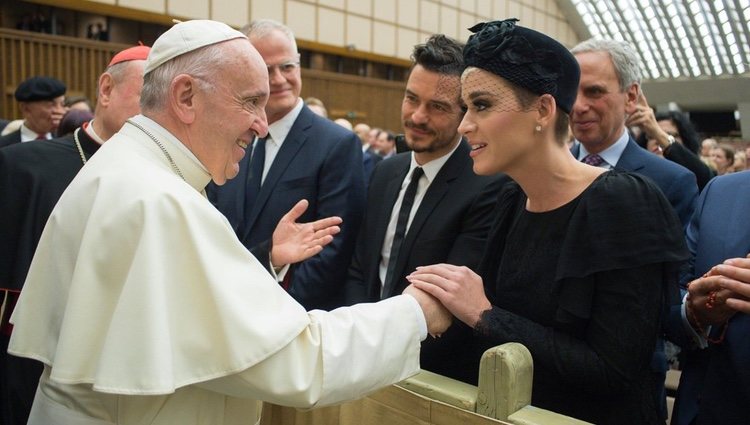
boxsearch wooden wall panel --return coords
[1,28,124,120]
[1,29,406,132]
[301,69,405,132]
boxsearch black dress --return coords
[474,171,688,425]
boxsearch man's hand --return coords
[716,254,750,314]
[687,264,738,327]
[270,199,342,267]
[403,284,452,337]
[626,92,671,151]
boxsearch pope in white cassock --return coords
[8,20,451,425]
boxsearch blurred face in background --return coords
[250,29,301,125]
[21,96,65,134]
[571,51,638,154]
[711,147,731,175]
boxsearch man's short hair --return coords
[241,19,298,53]
[571,38,642,92]
[411,34,465,76]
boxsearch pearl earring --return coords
[535,125,542,132]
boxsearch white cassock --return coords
[8,115,425,425]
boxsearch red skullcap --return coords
[108,45,151,67]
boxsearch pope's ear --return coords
[169,74,198,124]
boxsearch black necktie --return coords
[245,136,267,213]
[383,167,423,297]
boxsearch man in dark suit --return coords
[569,39,697,228]
[208,19,365,311]
[0,77,66,149]
[343,34,504,384]
[0,46,149,425]
[665,171,750,425]
[568,38,699,420]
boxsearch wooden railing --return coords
[261,343,591,425]
[1,28,406,131]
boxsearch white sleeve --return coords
[196,295,422,408]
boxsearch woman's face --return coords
[658,119,682,144]
[711,148,730,174]
[645,137,664,157]
[458,68,537,176]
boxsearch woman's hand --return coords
[407,264,491,328]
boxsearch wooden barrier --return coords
[261,343,591,425]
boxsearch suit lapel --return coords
[570,142,581,158]
[371,158,409,299]
[242,106,312,240]
[384,141,470,297]
[613,138,645,172]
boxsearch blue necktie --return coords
[382,167,423,298]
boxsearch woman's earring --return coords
[535,125,542,132]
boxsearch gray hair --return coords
[140,42,229,112]
[105,60,136,84]
[571,38,642,92]
[241,19,298,53]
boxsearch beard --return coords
[404,119,456,153]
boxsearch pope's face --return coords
[193,39,269,185]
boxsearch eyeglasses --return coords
[267,60,300,76]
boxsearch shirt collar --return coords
[408,136,462,183]
[82,120,106,145]
[20,123,49,141]
[128,115,212,193]
[265,98,303,146]
[575,128,629,167]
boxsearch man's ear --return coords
[97,72,115,108]
[170,74,198,124]
[624,83,640,115]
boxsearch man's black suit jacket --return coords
[209,105,366,311]
[344,140,506,384]
[0,130,22,149]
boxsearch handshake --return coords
[403,284,453,337]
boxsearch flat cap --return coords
[145,20,246,75]
[15,76,66,102]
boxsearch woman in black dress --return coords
[408,19,688,424]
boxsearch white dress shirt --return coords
[378,138,461,291]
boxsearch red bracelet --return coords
[686,294,728,345]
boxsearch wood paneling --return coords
[1,29,407,130]
[301,68,406,132]
[1,28,126,120]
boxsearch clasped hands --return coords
[404,264,492,337]
[687,253,750,327]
